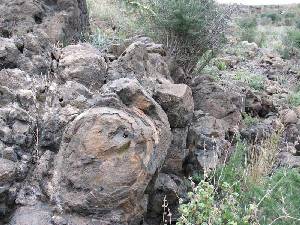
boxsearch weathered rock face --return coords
[186,115,231,173]
[192,75,245,132]
[107,38,173,94]
[154,83,194,128]
[56,44,107,89]
[0,0,89,42]
[51,82,171,224]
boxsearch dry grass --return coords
[246,124,284,184]
[87,0,138,38]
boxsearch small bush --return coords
[288,91,300,106]
[134,0,231,73]
[287,29,300,49]
[238,17,258,43]
[214,59,227,71]
[242,113,259,127]
[176,180,254,225]
[261,12,282,24]
[234,70,265,91]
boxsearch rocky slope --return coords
[0,1,300,225]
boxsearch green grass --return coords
[211,139,300,225]
[234,70,265,91]
[288,91,300,107]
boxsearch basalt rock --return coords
[49,79,172,225]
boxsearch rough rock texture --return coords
[192,75,245,132]
[2,1,300,224]
[0,0,89,42]
[154,83,194,128]
[50,79,172,224]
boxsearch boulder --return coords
[280,109,298,125]
[57,44,107,89]
[186,115,231,173]
[8,204,52,225]
[162,128,189,176]
[245,90,276,117]
[107,40,173,94]
[145,173,187,225]
[192,75,244,131]
[50,80,171,224]
[0,0,89,43]
[0,159,16,187]
[154,83,194,128]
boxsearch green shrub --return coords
[214,59,227,71]
[238,17,266,47]
[296,19,300,29]
[261,12,282,24]
[288,91,300,106]
[134,0,231,73]
[242,113,259,127]
[176,180,254,225]
[287,29,300,49]
[234,70,265,91]
[206,138,300,225]
[238,17,258,43]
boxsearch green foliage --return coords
[238,17,265,47]
[242,113,259,127]
[238,17,257,43]
[261,12,282,23]
[214,59,227,71]
[253,169,300,225]
[287,29,300,49]
[296,18,300,29]
[88,28,112,49]
[176,180,253,225]
[134,0,230,73]
[177,131,300,225]
[288,91,300,107]
[234,70,265,91]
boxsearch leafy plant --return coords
[234,70,265,91]
[242,113,259,127]
[238,17,258,43]
[134,0,231,73]
[288,91,300,106]
[176,179,254,225]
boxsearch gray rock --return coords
[192,75,244,131]
[8,204,52,225]
[50,99,171,224]
[162,128,189,176]
[0,158,16,186]
[154,83,194,128]
[57,44,107,89]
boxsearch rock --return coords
[240,121,275,143]
[283,124,300,143]
[57,44,107,89]
[154,83,194,128]
[1,147,18,162]
[280,109,298,125]
[0,86,15,107]
[0,38,23,70]
[186,115,230,173]
[192,75,244,131]
[107,41,173,94]
[50,89,171,224]
[0,69,32,90]
[0,0,89,43]
[0,158,16,187]
[145,173,187,225]
[277,152,300,168]
[162,128,189,176]
[245,90,276,117]
[8,204,52,225]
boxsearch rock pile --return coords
[1,1,300,225]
